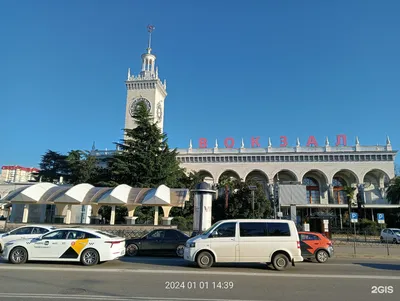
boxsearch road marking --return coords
[0,293,266,301]
[0,266,399,280]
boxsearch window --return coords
[303,177,320,204]
[43,230,68,240]
[164,230,178,240]
[65,230,98,240]
[32,227,50,234]
[300,234,320,241]
[239,222,267,237]
[211,222,236,238]
[10,227,34,235]
[267,222,290,236]
[148,230,165,239]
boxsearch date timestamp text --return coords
[165,281,234,290]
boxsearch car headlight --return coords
[187,242,195,248]
[5,242,14,247]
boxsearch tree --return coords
[101,101,193,223]
[387,177,400,204]
[343,185,356,225]
[38,150,69,183]
[107,101,186,188]
[212,179,271,222]
[66,150,99,185]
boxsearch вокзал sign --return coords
[196,134,348,149]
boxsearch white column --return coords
[22,204,29,223]
[65,204,72,224]
[154,206,159,225]
[110,205,116,225]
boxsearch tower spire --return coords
[147,24,155,54]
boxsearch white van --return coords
[184,219,303,271]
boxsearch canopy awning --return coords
[0,182,190,208]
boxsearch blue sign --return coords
[377,213,385,224]
[350,212,358,223]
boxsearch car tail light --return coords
[297,241,300,249]
[328,241,332,246]
[105,241,123,248]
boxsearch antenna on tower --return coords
[147,24,155,53]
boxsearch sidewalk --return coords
[334,245,400,259]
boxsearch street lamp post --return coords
[248,186,257,219]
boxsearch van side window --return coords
[267,222,291,236]
[212,222,236,238]
[239,222,267,237]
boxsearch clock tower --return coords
[124,25,167,137]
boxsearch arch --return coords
[363,169,390,187]
[273,169,298,183]
[218,170,241,184]
[302,170,329,205]
[301,169,329,185]
[197,170,215,184]
[363,169,391,204]
[332,169,359,186]
[245,170,269,193]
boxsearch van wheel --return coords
[272,253,289,271]
[196,251,213,269]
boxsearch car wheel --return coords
[272,253,289,271]
[176,245,185,257]
[316,250,329,263]
[380,236,384,243]
[80,249,99,266]
[196,251,214,269]
[9,247,28,264]
[126,243,139,257]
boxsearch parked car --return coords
[125,229,189,257]
[0,225,56,253]
[380,228,400,244]
[184,219,303,270]
[1,228,125,266]
[298,231,334,263]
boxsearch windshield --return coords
[392,229,400,234]
[202,221,223,236]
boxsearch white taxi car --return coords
[1,228,125,266]
[0,225,56,253]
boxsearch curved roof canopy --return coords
[0,183,189,207]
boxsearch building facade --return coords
[91,27,399,226]
[1,166,39,183]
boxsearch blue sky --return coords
[1,0,399,168]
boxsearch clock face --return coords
[157,103,163,121]
[130,97,151,117]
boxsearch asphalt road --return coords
[0,257,399,301]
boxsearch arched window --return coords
[333,177,347,204]
[303,177,320,204]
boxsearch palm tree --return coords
[387,177,400,204]
[343,185,356,224]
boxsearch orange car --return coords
[298,231,334,263]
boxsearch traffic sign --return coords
[350,212,358,223]
[377,213,385,224]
